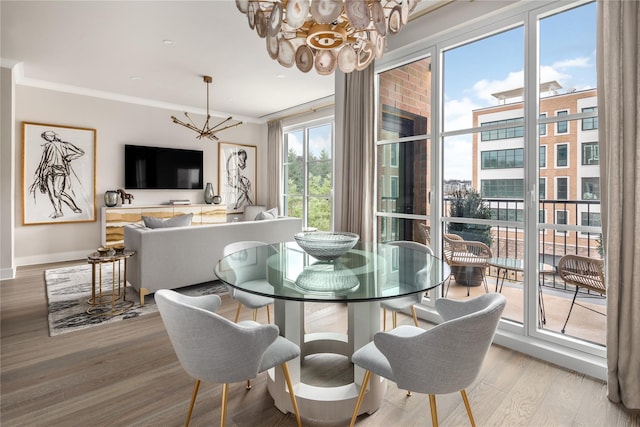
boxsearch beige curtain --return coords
[597,0,640,410]
[338,66,374,242]
[267,120,282,212]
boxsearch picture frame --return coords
[218,142,257,213]
[22,122,97,225]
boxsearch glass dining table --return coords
[215,241,451,423]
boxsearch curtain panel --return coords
[338,66,375,242]
[597,0,640,410]
[267,120,283,213]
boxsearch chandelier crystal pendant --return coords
[236,0,419,75]
[171,75,243,141]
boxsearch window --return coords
[556,110,568,134]
[481,148,524,169]
[491,208,524,221]
[582,177,600,200]
[539,113,547,135]
[539,145,547,168]
[539,177,547,199]
[480,118,524,141]
[581,212,601,227]
[390,143,398,167]
[390,176,399,199]
[283,121,333,231]
[582,142,599,165]
[556,143,568,167]
[480,179,524,198]
[539,209,547,224]
[582,106,598,130]
[556,177,568,199]
[556,210,569,234]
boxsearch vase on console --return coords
[204,182,214,204]
[104,190,119,207]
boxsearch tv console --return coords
[101,204,226,247]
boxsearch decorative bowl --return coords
[97,247,112,256]
[293,231,359,261]
[113,245,126,255]
[295,262,359,294]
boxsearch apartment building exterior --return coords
[472,83,600,259]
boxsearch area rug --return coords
[45,264,228,337]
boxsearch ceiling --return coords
[1,1,448,123]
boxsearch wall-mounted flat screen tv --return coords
[124,144,203,190]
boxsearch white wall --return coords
[13,85,267,266]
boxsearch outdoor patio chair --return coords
[418,223,431,246]
[557,254,605,333]
[442,233,492,296]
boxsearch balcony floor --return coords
[444,276,606,347]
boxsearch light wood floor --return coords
[1,261,638,427]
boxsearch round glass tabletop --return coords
[215,241,451,303]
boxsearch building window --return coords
[580,212,601,236]
[582,177,600,200]
[283,121,334,231]
[390,144,399,167]
[539,145,547,168]
[481,148,524,169]
[480,118,524,141]
[491,208,524,221]
[582,142,599,165]
[539,177,546,199]
[556,177,568,200]
[556,110,568,134]
[556,210,568,235]
[582,106,598,130]
[556,143,568,167]
[480,179,524,198]
[390,176,399,199]
[539,209,547,224]
[539,113,547,136]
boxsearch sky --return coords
[442,1,597,180]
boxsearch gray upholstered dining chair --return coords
[350,293,506,427]
[381,241,434,330]
[155,289,302,427]
[223,240,274,323]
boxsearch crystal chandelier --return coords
[235,0,418,75]
[171,75,243,141]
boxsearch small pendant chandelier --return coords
[171,75,243,141]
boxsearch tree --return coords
[448,189,493,247]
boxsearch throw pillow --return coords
[142,213,193,229]
[255,207,278,221]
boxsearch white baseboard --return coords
[15,250,88,268]
[0,267,16,281]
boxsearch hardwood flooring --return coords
[1,261,638,427]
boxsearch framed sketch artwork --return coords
[218,142,256,213]
[22,122,96,225]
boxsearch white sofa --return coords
[124,216,302,305]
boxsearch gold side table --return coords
[87,249,136,316]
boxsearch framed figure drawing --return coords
[22,122,96,225]
[218,142,256,213]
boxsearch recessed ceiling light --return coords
[130,76,143,81]
[162,39,174,45]
[276,74,286,78]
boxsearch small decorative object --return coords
[97,247,111,256]
[204,182,214,204]
[104,190,119,207]
[113,245,126,255]
[294,231,359,261]
[296,262,359,295]
[117,188,134,204]
[212,195,222,204]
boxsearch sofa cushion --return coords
[142,213,193,229]
[255,208,278,221]
[243,205,267,221]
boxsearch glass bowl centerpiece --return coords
[293,231,359,261]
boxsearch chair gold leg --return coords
[253,309,258,321]
[234,303,243,323]
[246,379,251,390]
[281,363,302,427]
[185,379,200,427]
[383,308,387,330]
[392,311,397,328]
[460,389,476,427]
[429,394,438,427]
[349,370,371,427]
[267,305,271,323]
[220,383,229,427]
[411,306,419,327]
